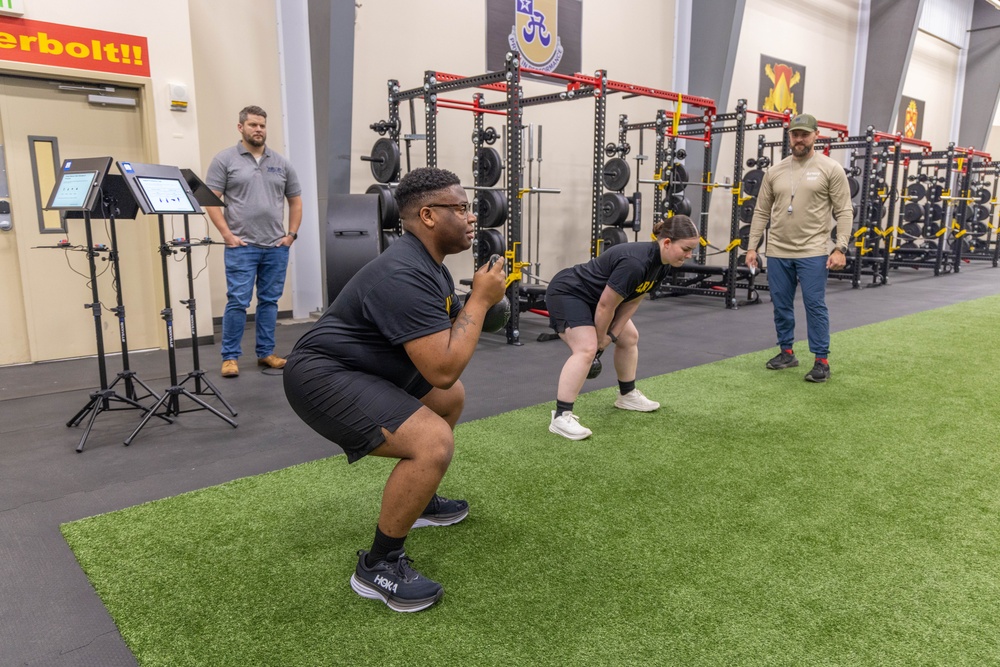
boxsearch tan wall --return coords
[189,0,292,323]
[351,0,675,284]
[901,30,960,150]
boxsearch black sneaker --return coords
[350,549,444,612]
[766,350,799,370]
[804,360,830,383]
[413,494,469,529]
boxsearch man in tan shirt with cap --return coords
[745,113,853,382]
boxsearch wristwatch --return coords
[287,232,298,240]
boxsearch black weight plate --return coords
[896,241,925,261]
[478,189,508,228]
[901,222,922,238]
[600,226,628,251]
[602,157,631,191]
[742,169,764,197]
[370,137,400,184]
[975,204,990,222]
[477,147,503,187]
[366,183,400,231]
[475,228,505,267]
[848,176,860,200]
[906,183,926,201]
[921,240,939,252]
[902,202,923,223]
[865,200,883,222]
[671,196,692,217]
[380,231,400,253]
[738,224,751,248]
[926,184,943,203]
[969,221,988,237]
[977,188,990,205]
[670,163,689,197]
[740,197,757,223]
[927,203,944,222]
[600,192,630,227]
[852,204,859,219]
[921,222,941,239]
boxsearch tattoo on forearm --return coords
[454,311,473,334]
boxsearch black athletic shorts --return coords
[283,354,432,463]
[545,291,597,333]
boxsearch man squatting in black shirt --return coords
[283,167,506,612]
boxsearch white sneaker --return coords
[614,389,660,412]
[549,410,592,440]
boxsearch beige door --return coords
[0,75,159,364]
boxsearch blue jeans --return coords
[767,255,830,357]
[222,245,290,360]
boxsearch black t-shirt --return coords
[548,241,669,304]
[290,233,461,387]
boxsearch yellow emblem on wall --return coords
[763,63,801,115]
[904,100,918,139]
[511,0,563,72]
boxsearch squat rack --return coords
[644,101,790,308]
[373,53,718,344]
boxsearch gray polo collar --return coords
[236,141,271,159]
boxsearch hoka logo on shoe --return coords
[374,575,398,594]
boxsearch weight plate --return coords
[975,204,990,222]
[477,146,503,187]
[901,222,922,238]
[902,202,923,223]
[369,137,400,184]
[848,176,860,200]
[740,197,757,224]
[969,221,988,237]
[866,200,884,222]
[600,226,628,251]
[366,183,400,231]
[977,188,990,205]
[906,183,926,201]
[380,230,400,253]
[670,195,692,217]
[475,228,505,267]
[478,189,508,228]
[602,157,631,191]
[921,222,941,239]
[600,192,630,227]
[927,203,944,222]
[742,169,764,197]
[926,184,943,203]
[738,224,751,248]
[670,163,689,197]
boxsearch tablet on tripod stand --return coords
[115,161,238,446]
[46,157,169,452]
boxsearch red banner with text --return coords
[0,17,149,77]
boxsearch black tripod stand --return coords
[124,212,238,445]
[66,212,171,452]
[173,227,236,417]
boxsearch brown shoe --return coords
[257,354,286,369]
[221,359,239,378]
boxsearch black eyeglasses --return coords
[424,202,473,216]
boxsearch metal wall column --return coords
[957,1,1000,151]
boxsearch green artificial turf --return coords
[63,295,1000,666]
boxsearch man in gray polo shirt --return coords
[206,105,303,378]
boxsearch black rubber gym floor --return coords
[2,264,998,666]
